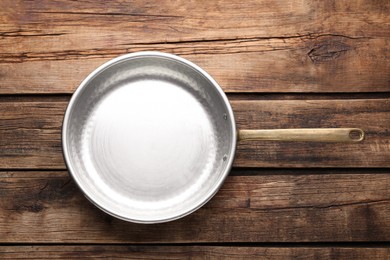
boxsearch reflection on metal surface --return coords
[62,52,236,223]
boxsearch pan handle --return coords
[238,128,364,142]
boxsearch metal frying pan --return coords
[62,52,364,223]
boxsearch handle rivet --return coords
[223,155,228,161]
[223,113,227,120]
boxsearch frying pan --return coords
[62,52,364,223]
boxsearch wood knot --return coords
[307,37,352,63]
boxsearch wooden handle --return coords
[238,128,365,142]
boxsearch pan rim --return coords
[62,51,237,223]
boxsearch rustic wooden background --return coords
[1,0,389,259]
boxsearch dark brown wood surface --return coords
[1,171,390,243]
[0,0,389,258]
[0,0,389,93]
[1,246,389,259]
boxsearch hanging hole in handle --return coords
[349,129,364,141]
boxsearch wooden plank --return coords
[0,99,389,169]
[0,246,389,259]
[1,37,388,94]
[0,171,389,242]
[0,102,65,169]
[2,0,388,49]
[0,0,389,93]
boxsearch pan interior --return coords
[64,54,235,222]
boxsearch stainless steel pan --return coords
[62,52,364,223]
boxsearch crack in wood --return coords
[0,33,366,63]
[121,33,369,46]
[0,32,66,37]
[0,29,67,37]
[60,179,72,190]
[31,11,184,19]
[250,200,390,212]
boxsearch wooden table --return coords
[1,0,389,258]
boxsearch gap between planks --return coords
[0,92,390,103]
[0,242,389,247]
[0,245,389,260]
[1,168,390,175]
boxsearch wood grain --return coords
[0,246,389,259]
[0,171,389,243]
[0,0,389,93]
[0,99,388,169]
[1,0,389,256]
[0,102,65,169]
